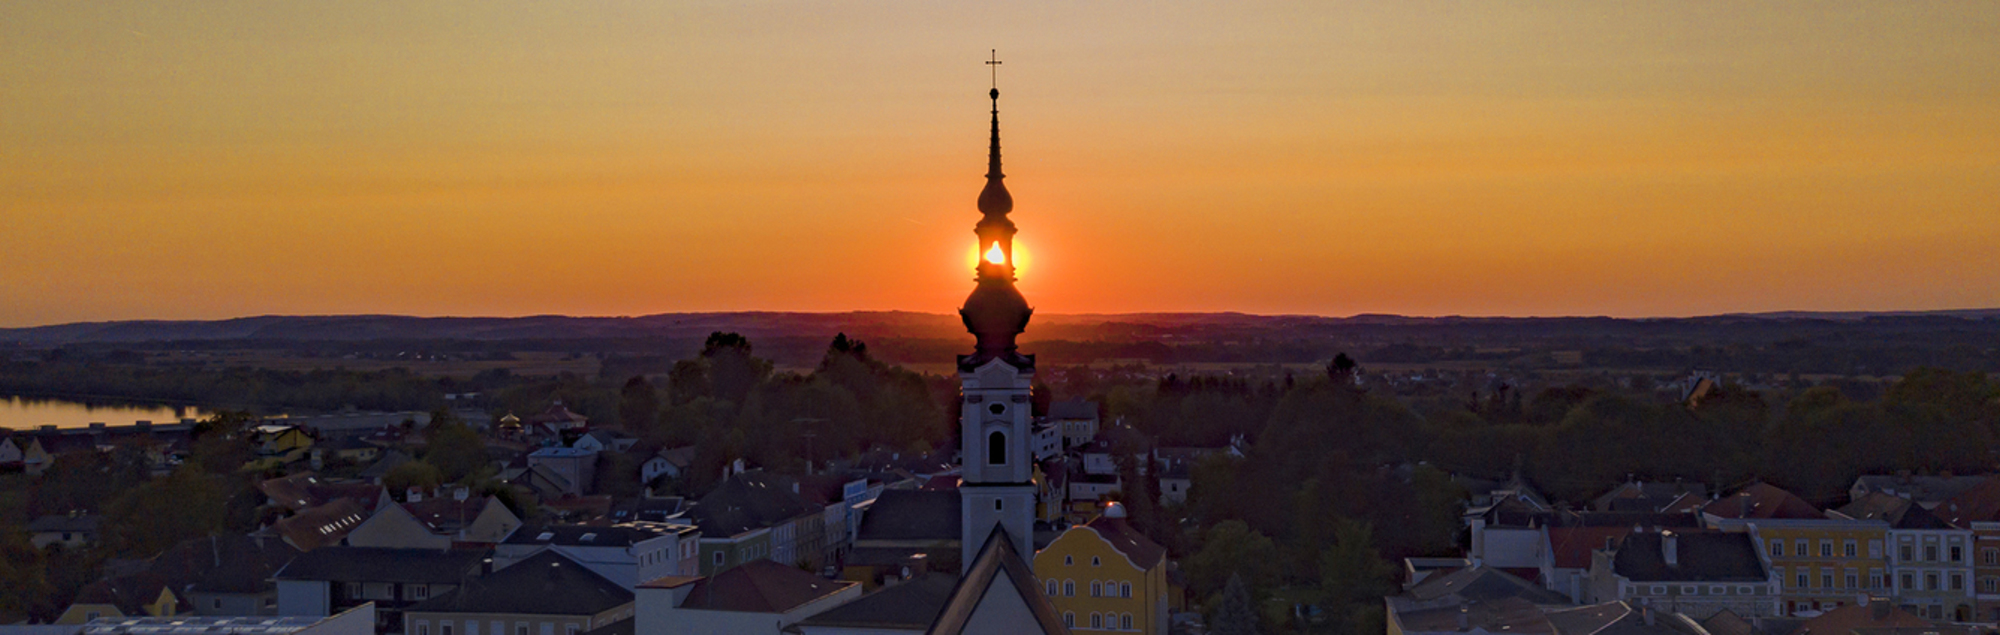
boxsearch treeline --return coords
[1066,361,1999,633]
[0,362,464,413]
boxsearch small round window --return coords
[988,403,1006,415]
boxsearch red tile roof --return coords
[1547,527,1631,570]
[679,560,855,613]
[1938,476,2000,527]
[1702,483,1822,520]
[1084,516,1166,569]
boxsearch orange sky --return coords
[3,2,1998,328]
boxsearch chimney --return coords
[1456,605,1469,631]
[1662,531,1679,566]
[1642,605,1656,626]
[407,486,423,503]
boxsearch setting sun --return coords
[985,243,1006,265]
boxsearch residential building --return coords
[1384,566,1573,635]
[1046,400,1099,448]
[1852,474,1991,510]
[526,448,598,498]
[1834,492,1975,621]
[1937,475,2000,622]
[272,546,487,634]
[638,447,695,486]
[1586,529,1781,619]
[249,425,316,470]
[56,572,187,625]
[1787,599,1977,635]
[789,573,956,635]
[27,514,101,549]
[402,551,632,635]
[633,560,860,635]
[80,604,376,635]
[494,523,697,588]
[1702,483,1888,616]
[688,472,820,575]
[1033,502,1169,634]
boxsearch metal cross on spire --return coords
[986,49,1002,90]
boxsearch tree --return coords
[619,375,661,433]
[1318,520,1395,632]
[102,467,226,558]
[1211,573,1261,635]
[422,412,489,483]
[1186,520,1279,598]
[383,461,444,497]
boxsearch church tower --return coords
[957,77,1037,573]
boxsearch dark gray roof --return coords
[504,523,668,547]
[577,618,632,635]
[151,533,300,594]
[26,514,100,533]
[273,547,487,584]
[1046,400,1097,420]
[408,551,630,616]
[1613,531,1767,582]
[1401,565,1572,605]
[1836,492,1954,529]
[797,573,956,630]
[856,490,960,543]
[1544,601,1708,635]
[690,472,814,537]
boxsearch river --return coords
[0,395,214,431]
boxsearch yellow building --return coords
[1704,483,1891,616]
[1034,502,1170,634]
[56,574,185,624]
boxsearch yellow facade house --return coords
[1034,502,1170,634]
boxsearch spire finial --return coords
[986,49,1002,95]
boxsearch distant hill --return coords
[2,309,1996,347]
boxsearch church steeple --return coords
[960,69,1033,367]
[955,52,1038,573]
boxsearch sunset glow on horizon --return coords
[3,2,1998,328]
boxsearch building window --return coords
[1845,540,1857,557]
[442,624,454,635]
[1063,613,1074,628]
[1065,556,1074,566]
[1952,546,1964,562]
[1983,577,1998,593]
[1121,582,1132,598]
[1122,613,1133,630]
[1928,545,1940,562]
[995,499,1003,511]
[1846,572,1858,589]
[1953,574,1965,591]
[413,585,428,600]
[1092,557,1101,567]
[1682,585,1696,595]
[1903,573,1914,590]
[418,624,430,635]
[1771,540,1784,557]
[712,552,723,566]
[1091,613,1103,629]
[213,599,223,610]
[987,431,1007,465]
[1986,549,1999,565]
[1737,586,1751,595]
[516,625,527,635]
[1047,580,1058,596]
[1064,580,1075,596]
[344,582,362,598]
[1902,545,1915,561]
[565,626,578,635]
[1795,540,1807,557]
[1091,581,1102,597]
[1797,572,1809,588]
[1928,573,1940,591]
[1820,541,1833,557]
[1822,573,1833,589]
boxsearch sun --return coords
[965,240,1032,278]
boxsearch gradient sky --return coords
[4,2,1998,328]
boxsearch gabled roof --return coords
[503,523,671,547]
[1702,483,1823,520]
[1046,399,1097,420]
[924,528,1067,635]
[72,571,183,616]
[1612,531,1766,583]
[149,533,300,595]
[1789,602,1940,635]
[1394,596,1555,635]
[690,472,815,537]
[1592,481,1709,512]
[1702,608,1756,635]
[1937,476,2000,527]
[1835,493,1954,529]
[408,550,630,616]
[1549,526,1633,570]
[678,559,856,613]
[357,450,414,481]
[1400,565,1572,606]
[26,514,100,533]
[1852,474,1991,505]
[405,495,507,534]
[258,473,387,512]
[1543,600,1701,635]
[796,572,956,630]
[855,490,960,543]
[273,546,486,584]
[271,497,368,552]
[1082,514,1166,570]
